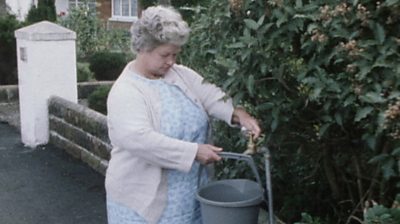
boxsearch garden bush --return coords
[364,194,400,224]
[89,51,128,81]
[58,4,99,59]
[76,62,93,82]
[87,85,111,115]
[0,14,21,85]
[58,4,131,60]
[180,0,400,223]
[26,0,57,23]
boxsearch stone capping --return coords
[48,95,111,175]
[15,21,76,41]
[49,96,109,141]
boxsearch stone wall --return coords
[0,81,114,175]
[48,96,111,175]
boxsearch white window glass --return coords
[114,0,121,16]
[122,0,129,16]
[130,0,137,16]
[112,0,137,18]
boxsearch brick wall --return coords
[97,0,111,21]
[96,0,142,30]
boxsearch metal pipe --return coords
[261,146,275,224]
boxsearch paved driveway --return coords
[0,122,107,224]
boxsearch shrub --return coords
[89,51,128,81]
[364,195,400,224]
[58,4,132,60]
[172,0,211,23]
[76,62,93,82]
[87,85,111,115]
[26,0,57,23]
[58,4,99,59]
[0,14,21,85]
[180,0,400,222]
[139,0,158,8]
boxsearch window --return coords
[68,0,96,12]
[112,0,138,21]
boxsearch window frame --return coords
[110,0,138,22]
[68,0,96,10]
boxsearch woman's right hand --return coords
[196,144,223,165]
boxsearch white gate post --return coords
[15,21,77,147]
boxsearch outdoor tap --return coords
[241,127,257,155]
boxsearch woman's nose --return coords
[166,57,175,66]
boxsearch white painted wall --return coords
[55,0,69,15]
[6,0,36,20]
[15,21,77,147]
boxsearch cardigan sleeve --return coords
[176,65,235,126]
[107,79,198,173]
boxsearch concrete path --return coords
[0,122,107,224]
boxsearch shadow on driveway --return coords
[0,122,107,224]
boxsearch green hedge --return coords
[0,14,21,85]
[89,51,128,81]
[180,0,400,222]
[87,85,111,115]
[26,0,57,23]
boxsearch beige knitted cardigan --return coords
[106,62,234,224]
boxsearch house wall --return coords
[97,0,131,29]
[6,0,68,21]
[6,0,137,29]
[97,0,111,21]
[97,0,138,30]
[55,0,68,15]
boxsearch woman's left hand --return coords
[232,107,261,139]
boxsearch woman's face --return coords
[141,43,181,78]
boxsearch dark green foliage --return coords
[171,0,211,23]
[26,0,57,23]
[77,62,93,82]
[0,14,22,85]
[0,0,7,17]
[139,0,158,8]
[364,195,400,224]
[138,0,211,22]
[180,0,400,222]
[89,51,128,81]
[87,85,111,115]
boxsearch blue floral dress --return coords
[107,73,209,224]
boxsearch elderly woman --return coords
[106,5,261,224]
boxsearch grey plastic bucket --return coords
[196,152,264,224]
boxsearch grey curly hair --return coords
[130,6,190,52]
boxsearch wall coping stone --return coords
[48,96,109,142]
[15,21,76,41]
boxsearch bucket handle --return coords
[198,152,263,191]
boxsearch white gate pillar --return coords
[15,21,77,147]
